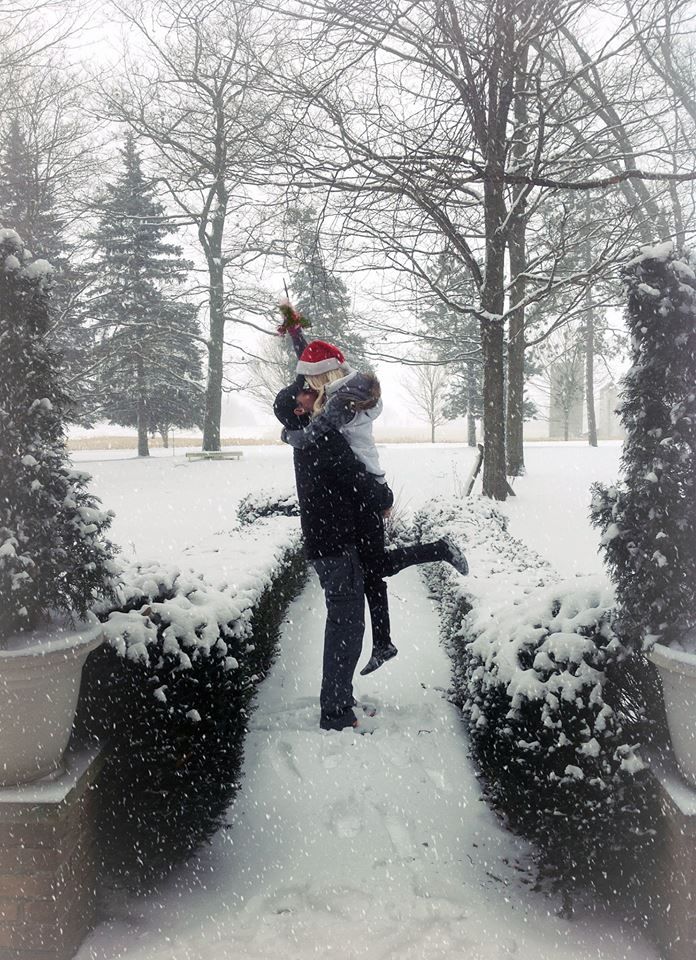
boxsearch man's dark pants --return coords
[312,546,365,730]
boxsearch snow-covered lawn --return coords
[74,441,621,574]
[77,440,657,960]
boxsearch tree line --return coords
[1,0,695,495]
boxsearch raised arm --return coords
[287,325,309,361]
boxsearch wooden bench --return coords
[185,449,243,462]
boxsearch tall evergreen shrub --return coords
[0,230,116,639]
[0,120,93,419]
[591,245,696,649]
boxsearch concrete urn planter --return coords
[649,641,696,788]
[0,623,103,786]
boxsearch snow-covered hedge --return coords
[237,488,299,525]
[77,513,305,888]
[414,497,654,893]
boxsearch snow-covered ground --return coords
[74,441,621,574]
[77,440,657,960]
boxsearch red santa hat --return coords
[295,340,347,376]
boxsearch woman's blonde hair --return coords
[305,368,348,415]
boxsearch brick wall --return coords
[647,756,696,960]
[0,749,103,960]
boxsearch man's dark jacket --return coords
[274,384,390,561]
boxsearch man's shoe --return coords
[320,710,356,731]
[441,536,469,576]
[359,643,398,676]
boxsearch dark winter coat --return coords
[273,384,389,561]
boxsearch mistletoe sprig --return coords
[277,299,312,335]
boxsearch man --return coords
[273,381,386,732]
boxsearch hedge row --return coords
[76,503,306,889]
[414,496,657,906]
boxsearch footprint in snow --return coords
[424,767,451,794]
[383,813,415,859]
[269,739,304,782]
[326,797,363,839]
[249,699,317,733]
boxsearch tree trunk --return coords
[505,51,528,477]
[431,421,435,443]
[467,414,476,447]
[584,301,598,447]
[506,227,526,475]
[670,109,686,249]
[478,13,516,502]
[583,197,598,447]
[136,358,149,458]
[160,428,169,449]
[466,361,477,446]
[480,184,508,501]
[202,253,225,451]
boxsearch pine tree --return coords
[0,230,116,640]
[591,246,696,649]
[287,205,370,369]
[0,118,92,415]
[91,136,202,456]
[421,296,483,446]
[0,121,38,249]
[104,301,204,446]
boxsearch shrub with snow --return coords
[415,497,654,894]
[0,230,116,640]
[77,525,306,887]
[591,244,696,651]
[237,488,300,525]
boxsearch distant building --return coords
[598,384,625,440]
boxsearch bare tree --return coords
[262,0,693,499]
[625,0,696,127]
[262,0,582,497]
[99,0,282,450]
[245,334,296,410]
[406,362,449,443]
[532,325,585,441]
[0,1,82,81]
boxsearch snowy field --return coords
[76,441,658,960]
[73,441,621,576]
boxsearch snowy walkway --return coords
[80,567,655,960]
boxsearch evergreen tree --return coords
[421,296,483,446]
[91,136,202,456]
[104,301,204,446]
[591,246,696,649]
[286,205,370,370]
[421,255,539,448]
[0,121,40,249]
[0,230,116,639]
[0,118,92,416]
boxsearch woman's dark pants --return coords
[360,521,449,652]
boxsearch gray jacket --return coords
[282,371,387,482]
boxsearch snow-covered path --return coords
[79,566,656,960]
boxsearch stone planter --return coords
[0,623,103,786]
[649,641,696,788]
